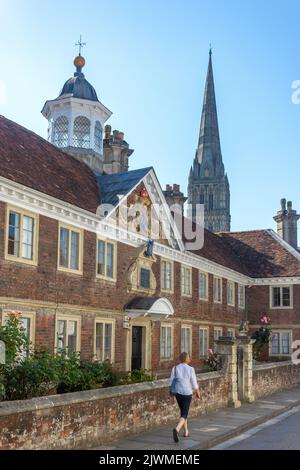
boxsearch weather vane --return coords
[75,35,86,56]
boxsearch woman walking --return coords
[170,352,200,442]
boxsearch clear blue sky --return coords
[1,0,300,232]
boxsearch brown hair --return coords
[179,352,189,363]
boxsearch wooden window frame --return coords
[96,238,117,282]
[238,284,246,309]
[213,276,223,304]
[270,330,292,356]
[270,286,293,309]
[5,205,39,266]
[160,323,174,361]
[94,318,116,363]
[199,327,209,357]
[55,314,81,354]
[181,265,192,298]
[58,222,83,274]
[199,271,208,301]
[160,258,174,294]
[2,310,36,347]
[227,280,235,307]
[181,324,192,355]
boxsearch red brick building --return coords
[0,114,300,374]
[1,52,300,375]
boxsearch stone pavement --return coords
[93,386,300,450]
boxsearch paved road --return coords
[212,405,300,450]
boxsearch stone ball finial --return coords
[74,55,86,69]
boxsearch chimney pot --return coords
[280,198,286,211]
[287,201,293,212]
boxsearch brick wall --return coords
[0,371,228,450]
[253,361,300,399]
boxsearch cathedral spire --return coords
[187,49,230,232]
[197,49,224,177]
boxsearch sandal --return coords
[172,428,179,443]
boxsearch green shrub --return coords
[3,349,59,401]
[127,369,154,384]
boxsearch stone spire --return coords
[195,48,224,178]
[188,49,230,232]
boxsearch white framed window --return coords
[2,311,36,356]
[181,265,192,297]
[97,238,116,281]
[199,327,209,357]
[199,271,208,300]
[58,223,83,273]
[53,116,69,147]
[94,319,115,363]
[160,324,173,360]
[55,315,81,356]
[181,325,192,355]
[270,286,292,309]
[271,331,292,355]
[73,116,91,148]
[214,327,223,352]
[94,121,103,153]
[161,259,173,292]
[6,206,38,265]
[227,328,235,338]
[213,277,222,303]
[227,281,235,306]
[238,285,245,309]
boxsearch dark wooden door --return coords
[131,326,143,370]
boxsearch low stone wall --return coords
[253,361,300,399]
[0,371,228,450]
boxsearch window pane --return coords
[96,322,104,361]
[67,320,77,355]
[70,231,79,270]
[19,317,31,358]
[199,273,207,299]
[272,287,281,307]
[59,228,69,268]
[104,323,112,361]
[94,121,103,153]
[53,116,68,147]
[160,327,166,358]
[57,320,66,351]
[106,243,114,278]
[166,328,172,358]
[140,268,150,288]
[97,240,105,275]
[8,211,20,257]
[73,116,91,148]
[281,332,290,354]
[282,288,291,307]
[22,215,34,259]
[271,332,280,354]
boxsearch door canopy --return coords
[125,297,174,320]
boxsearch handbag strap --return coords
[174,365,177,378]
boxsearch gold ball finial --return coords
[74,55,85,69]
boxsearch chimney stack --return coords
[273,198,300,250]
[102,125,134,174]
[163,184,187,214]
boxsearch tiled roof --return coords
[182,219,251,276]
[218,230,300,278]
[0,115,101,213]
[96,167,152,207]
